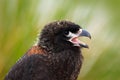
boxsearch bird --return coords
[4,20,91,80]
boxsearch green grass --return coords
[0,0,120,80]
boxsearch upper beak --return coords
[79,29,91,39]
[78,29,91,48]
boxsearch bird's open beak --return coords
[69,29,91,48]
[78,29,91,48]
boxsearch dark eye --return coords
[64,30,69,35]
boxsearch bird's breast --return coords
[49,50,82,80]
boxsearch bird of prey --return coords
[5,20,91,80]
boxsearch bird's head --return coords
[38,21,91,52]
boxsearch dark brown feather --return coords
[5,21,84,80]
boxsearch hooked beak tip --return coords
[79,29,91,39]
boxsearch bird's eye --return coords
[64,30,69,35]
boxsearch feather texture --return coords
[4,21,88,80]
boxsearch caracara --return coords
[5,20,91,80]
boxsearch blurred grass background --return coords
[0,0,120,80]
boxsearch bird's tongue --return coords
[71,37,88,48]
[71,37,79,43]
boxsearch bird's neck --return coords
[38,40,81,54]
